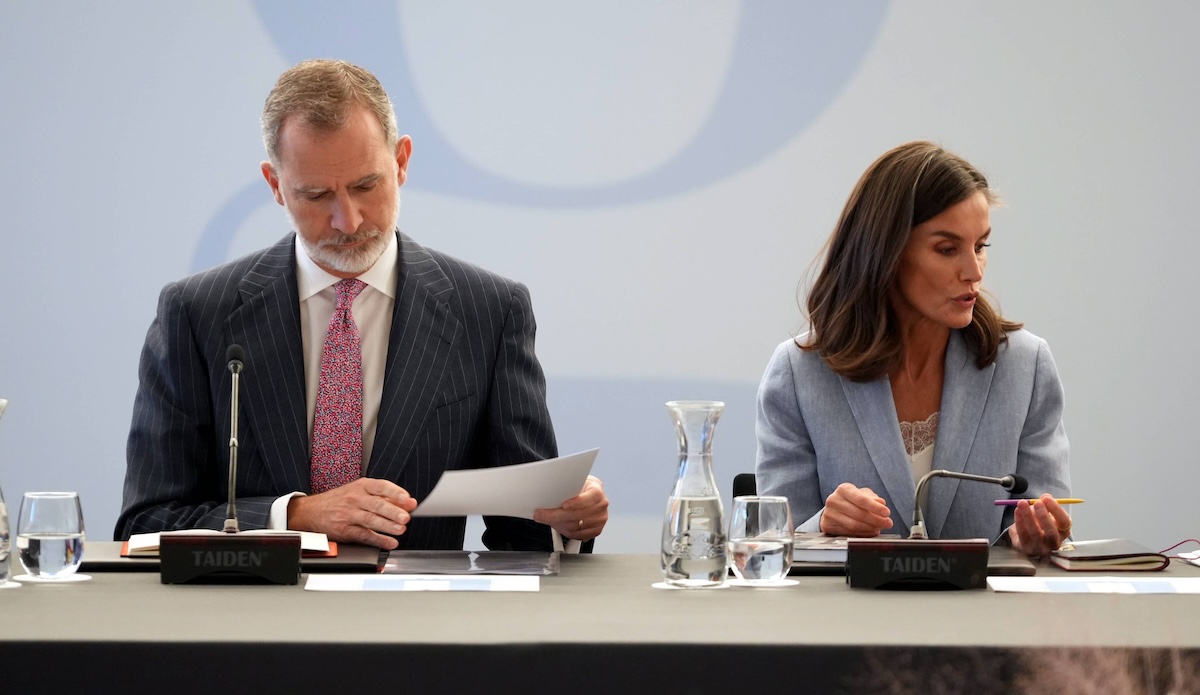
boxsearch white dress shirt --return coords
[269,232,578,552]
[268,233,398,527]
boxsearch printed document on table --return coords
[987,576,1200,594]
[305,574,540,592]
[412,448,599,520]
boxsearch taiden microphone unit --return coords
[845,469,1029,591]
[160,344,301,585]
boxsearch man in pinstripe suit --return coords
[115,59,609,551]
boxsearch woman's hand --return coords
[1008,494,1071,557]
[820,483,894,536]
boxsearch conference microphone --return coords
[159,344,301,585]
[223,344,245,533]
[845,470,1028,591]
[909,470,1028,540]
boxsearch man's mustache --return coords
[317,228,384,248]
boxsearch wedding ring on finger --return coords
[578,518,584,529]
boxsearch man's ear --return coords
[261,161,285,205]
[395,135,413,187]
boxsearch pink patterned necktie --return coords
[310,278,367,493]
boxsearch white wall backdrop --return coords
[1,1,1196,552]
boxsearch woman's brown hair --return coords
[800,141,1021,381]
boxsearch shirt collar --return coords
[295,231,399,301]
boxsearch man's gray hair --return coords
[261,59,399,166]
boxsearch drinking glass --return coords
[727,496,793,584]
[16,492,85,579]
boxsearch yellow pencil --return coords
[994,498,1084,507]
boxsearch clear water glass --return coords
[17,492,85,579]
[727,495,793,584]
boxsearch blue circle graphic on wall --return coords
[192,0,889,271]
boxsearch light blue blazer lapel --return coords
[840,377,917,531]
[367,232,462,480]
[926,330,996,538]
[226,234,311,493]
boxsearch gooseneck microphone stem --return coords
[224,345,245,533]
[910,469,1028,539]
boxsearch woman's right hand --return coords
[819,483,894,536]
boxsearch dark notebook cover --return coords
[1051,539,1169,571]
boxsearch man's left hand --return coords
[533,475,609,541]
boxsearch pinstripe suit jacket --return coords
[756,329,1070,542]
[116,231,562,551]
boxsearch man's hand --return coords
[287,478,418,549]
[819,483,894,536]
[532,475,609,541]
[1008,494,1071,557]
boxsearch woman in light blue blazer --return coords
[756,142,1071,556]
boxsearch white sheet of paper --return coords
[412,448,599,519]
[304,574,540,592]
[987,576,1200,594]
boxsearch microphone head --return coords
[226,344,245,372]
[1005,475,1029,494]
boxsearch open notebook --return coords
[125,530,334,557]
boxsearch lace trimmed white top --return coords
[900,411,939,485]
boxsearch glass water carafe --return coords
[661,400,726,587]
[0,483,10,584]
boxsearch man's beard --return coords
[300,227,389,275]
[291,198,399,276]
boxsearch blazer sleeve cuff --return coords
[797,507,824,533]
